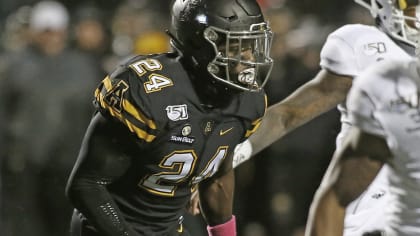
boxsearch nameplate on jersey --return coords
[166,104,188,121]
[169,135,195,144]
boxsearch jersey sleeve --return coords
[94,69,158,144]
[320,33,358,77]
[346,80,386,137]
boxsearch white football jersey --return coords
[320,24,414,235]
[321,24,413,146]
[347,58,420,236]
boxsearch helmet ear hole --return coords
[207,64,219,74]
[204,29,219,42]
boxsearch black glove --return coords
[362,230,385,236]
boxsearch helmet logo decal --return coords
[166,104,188,121]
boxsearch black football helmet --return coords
[169,0,273,92]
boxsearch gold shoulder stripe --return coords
[95,88,157,142]
[95,76,156,130]
[103,76,113,91]
[107,107,156,142]
[122,99,156,129]
[94,76,115,99]
[264,94,268,115]
[245,118,262,138]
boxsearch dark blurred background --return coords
[0,0,374,236]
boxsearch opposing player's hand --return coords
[232,139,253,168]
[186,190,201,215]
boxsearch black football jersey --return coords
[94,52,267,235]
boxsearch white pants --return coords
[343,165,389,236]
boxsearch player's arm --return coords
[233,69,352,167]
[65,112,137,236]
[305,127,391,236]
[199,155,236,236]
[251,69,352,154]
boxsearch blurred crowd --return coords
[0,0,374,236]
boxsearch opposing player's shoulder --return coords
[326,24,402,53]
[320,24,409,77]
[320,24,380,77]
[358,58,416,84]
[329,24,381,40]
[347,58,418,137]
[352,58,418,99]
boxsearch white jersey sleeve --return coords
[347,58,420,235]
[324,24,413,149]
[320,24,411,78]
[320,33,357,77]
[346,58,418,138]
[325,24,416,236]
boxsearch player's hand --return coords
[186,190,201,215]
[232,139,253,168]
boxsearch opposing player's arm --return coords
[233,69,352,167]
[251,69,352,155]
[305,127,391,236]
[65,112,137,236]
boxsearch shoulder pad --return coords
[94,53,191,143]
[236,91,267,138]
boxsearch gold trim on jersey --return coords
[244,94,266,138]
[95,76,157,142]
[140,150,198,197]
[122,99,157,129]
[264,94,268,114]
[191,146,229,184]
[177,224,184,233]
[245,118,262,138]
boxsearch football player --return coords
[65,0,273,236]
[231,0,419,235]
[305,57,420,236]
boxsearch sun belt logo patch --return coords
[170,124,195,144]
[166,104,188,121]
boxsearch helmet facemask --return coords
[355,0,420,50]
[397,3,420,50]
[204,22,274,92]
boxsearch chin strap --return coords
[207,215,236,236]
